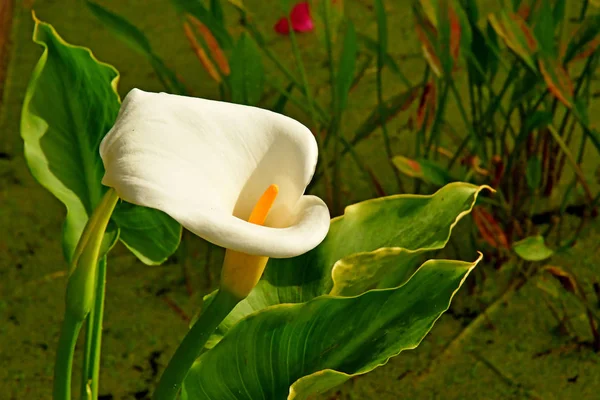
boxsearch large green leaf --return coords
[21,16,181,265]
[205,183,489,343]
[184,256,481,400]
[329,247,423,297]
[111,202,182,265]
[21,16,119,262]
[85,1,187,95]
[229,33,264,106]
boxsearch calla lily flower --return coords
[99,89,330,262]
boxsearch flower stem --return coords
[80,257,108,399]
[153,289,240,400]
[54,313,83,400]
[54,189,119,400]
[81,315,93,397]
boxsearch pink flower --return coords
[274,2,314,35]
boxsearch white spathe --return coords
[100,89,330,258]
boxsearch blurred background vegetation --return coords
[1,0,600,398]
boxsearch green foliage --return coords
[513,235,554,261]
[488,10,538,71]
[82,0,599,254]
[351,87,419,147]
[533,0,556,57]
[374,0,387,61]
[22,16,118,263]
[393,156,454,186]
[170,0,233,49]
[21,16,181,265]
[111,202,182,265]
[210,0,225,24]
[468,21,493,86]
[205,183,488,344]
[335,22,357,114]
[85,1,187,95]
[182,183,487,398]
[184,258,480,400]
[435,0,453,75]
[409,0,599,254]
[525,156,542,190]
[358,33,411,87]
[17,1,600,398]
[564,13,600,64]
[271,82,295,114]
[229,33,264,106]
[329,247,421,297]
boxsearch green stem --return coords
[241,12,302,87]
[241,12,330,123]
[424,81,449,159]
[480,65,518,132]
[89,257,107,399]
[414,67,430,193]
[498,107,515,165]
[81,315,93,397]
[559,128,590,214]
[477,86,490,153]
[449,79,487,162]
[285,14,335,206]
[447,134,470,170]
[547,125,594,203]
[338,136,379,196]
[287,20,317,129]
[593,190,600,207]
[467,63,478,138]
[579,0,589,21]
[80,257,107,399]
[152,289,240,400]
[268,81,329,125]
[54,314,84,400]
[55,189,119,400]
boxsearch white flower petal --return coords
[100,89,330,257]
[170,194,330,258]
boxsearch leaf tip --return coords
[480,184,496,194]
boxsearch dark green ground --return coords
[1,0,600,399]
